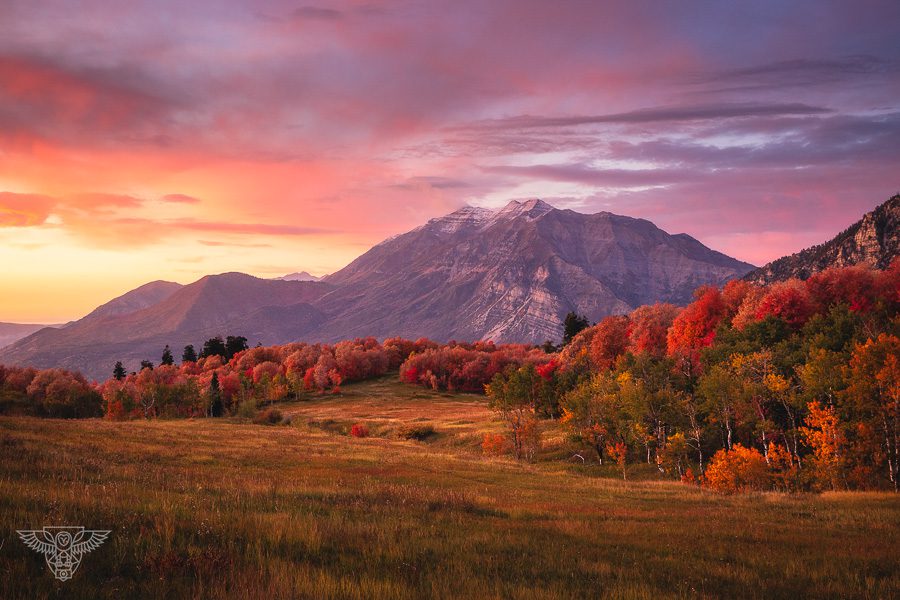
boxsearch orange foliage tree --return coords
[845,334,900,491]
[703,444,769,493]
[799,401,845,490]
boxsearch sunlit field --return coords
[2,377,898,599]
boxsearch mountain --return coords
[744,194,899,285]
[80,280,184,321]
[0,273,331,379]
[0,323,56,350]
[310,199,754,343]
[276,271,322,282]
[1,200,755,379]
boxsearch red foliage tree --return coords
[806,265,879,313]
[754,279,814,327]
[590,315,631,370]
[666,286,727,376]
[628,303,679,357]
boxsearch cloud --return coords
[692,55,900,91]
[199,240,272,248]
[460,103,831,131]
[161,193,201,204]
[0,54,182,149]
[391,176,473,190]
[1,0,899,302]
[0,192,56,226]
[482,164,694,186]
[64,193,143,211]
[163,219,329,236]
[290,6,343,20]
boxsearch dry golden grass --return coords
[284,376,504,451]
[1,377,898,599]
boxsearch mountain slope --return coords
[80,280,184,322]
[0,273,331,379]
[744,194,900,285]
[313,199,754,343]
[0,323,56,350]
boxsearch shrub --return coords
[703,444,770,493]
[237,399,257,419]
[398,424,436,441]
[350,423,369,438]
[481,433,507,456]
[253,408,283,425]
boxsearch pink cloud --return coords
[0,192,56,227]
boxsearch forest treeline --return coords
[483,261,898,492]
[0,261,896,491]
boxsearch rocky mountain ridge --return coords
[744,194,899,284]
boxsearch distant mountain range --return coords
[744,194,899,285]
[275,271,323,282]
[1,199,756,379]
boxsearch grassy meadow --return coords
[1,377,898,599]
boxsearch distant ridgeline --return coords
[745,194,899,285]
[1,261,897,492]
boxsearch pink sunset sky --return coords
[1,0,898,322]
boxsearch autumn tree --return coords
[703,444,769,493]
[617,353,682,467]
[806,265,879,314]
[590,315,631,371]
[799,401,845,490]
[628,303,679,357]
[99,377,137,420]
[698,364,746,451]
[754,279,814,328]
[678,392,707,473]
[845,334,900,491]
[25,368,103,418]
[797,347,848,464]
[607,441,628,480]
[658,432,691,479]
[667,286,727,378]
[486,364,544,460]
[729,351,782,463]
[560,371,623,463]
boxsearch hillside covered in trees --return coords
[1,261,897,492]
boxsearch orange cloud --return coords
[161,193,201,204]
[0,192,56,226]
